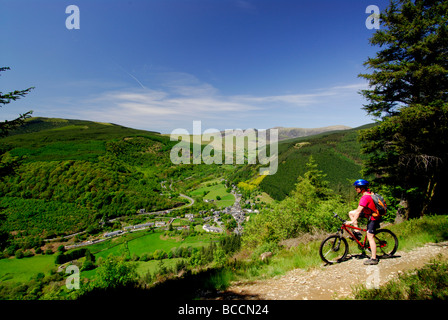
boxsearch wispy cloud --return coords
[234,83,367,106]
[58,72,368,132]
[87,87,260,117]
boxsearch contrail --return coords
[114,62,147,90]
[124,70,146,90]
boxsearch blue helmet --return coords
[353,179,369,187]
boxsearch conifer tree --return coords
[0,67,34,249]
[297,156,331,200]
[358,0,448,219]
[0,67,33,178]
[0,67,33,138]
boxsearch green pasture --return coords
[190,182,234,208]
[0,254,56,283]
[171,219,190,227]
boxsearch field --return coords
[189,180,235,208]
[0,254,56,283]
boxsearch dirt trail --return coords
[217,241,448,300]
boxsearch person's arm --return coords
[346,205,364,225]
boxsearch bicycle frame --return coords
[334,212,370,249]
[339,224,369,248]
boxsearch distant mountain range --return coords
[219,125,351,142]
[271,125,351,141]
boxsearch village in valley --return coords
[62,182,256,251]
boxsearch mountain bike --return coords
[319,212,398,265]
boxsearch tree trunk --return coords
[421,177,437,216]
[395,198,409,224]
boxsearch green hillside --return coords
[0,117,241,259]
[0,118,183,248]
[259,124,376,201]
[3,117,162,162]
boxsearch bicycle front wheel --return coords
[371,229,399,258]
[319,235,348,264]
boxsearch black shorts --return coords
[366,219,380,234]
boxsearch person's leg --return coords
[367,232,376,259]
[364,220,379,265]
[349,211,359,228]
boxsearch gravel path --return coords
[217,241,448,300]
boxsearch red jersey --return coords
[359,192,378,221]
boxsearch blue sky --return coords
[1,0,390,133]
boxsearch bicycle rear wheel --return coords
[369,229,399,258]
[319,235,348,264]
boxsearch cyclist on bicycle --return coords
[346,179,380,265]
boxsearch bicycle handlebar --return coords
[333,212,346,223]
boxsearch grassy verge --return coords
[353,255,448,300]
[389,215,448,251]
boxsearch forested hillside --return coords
[259,124,375,201]
[0,118,181,250]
